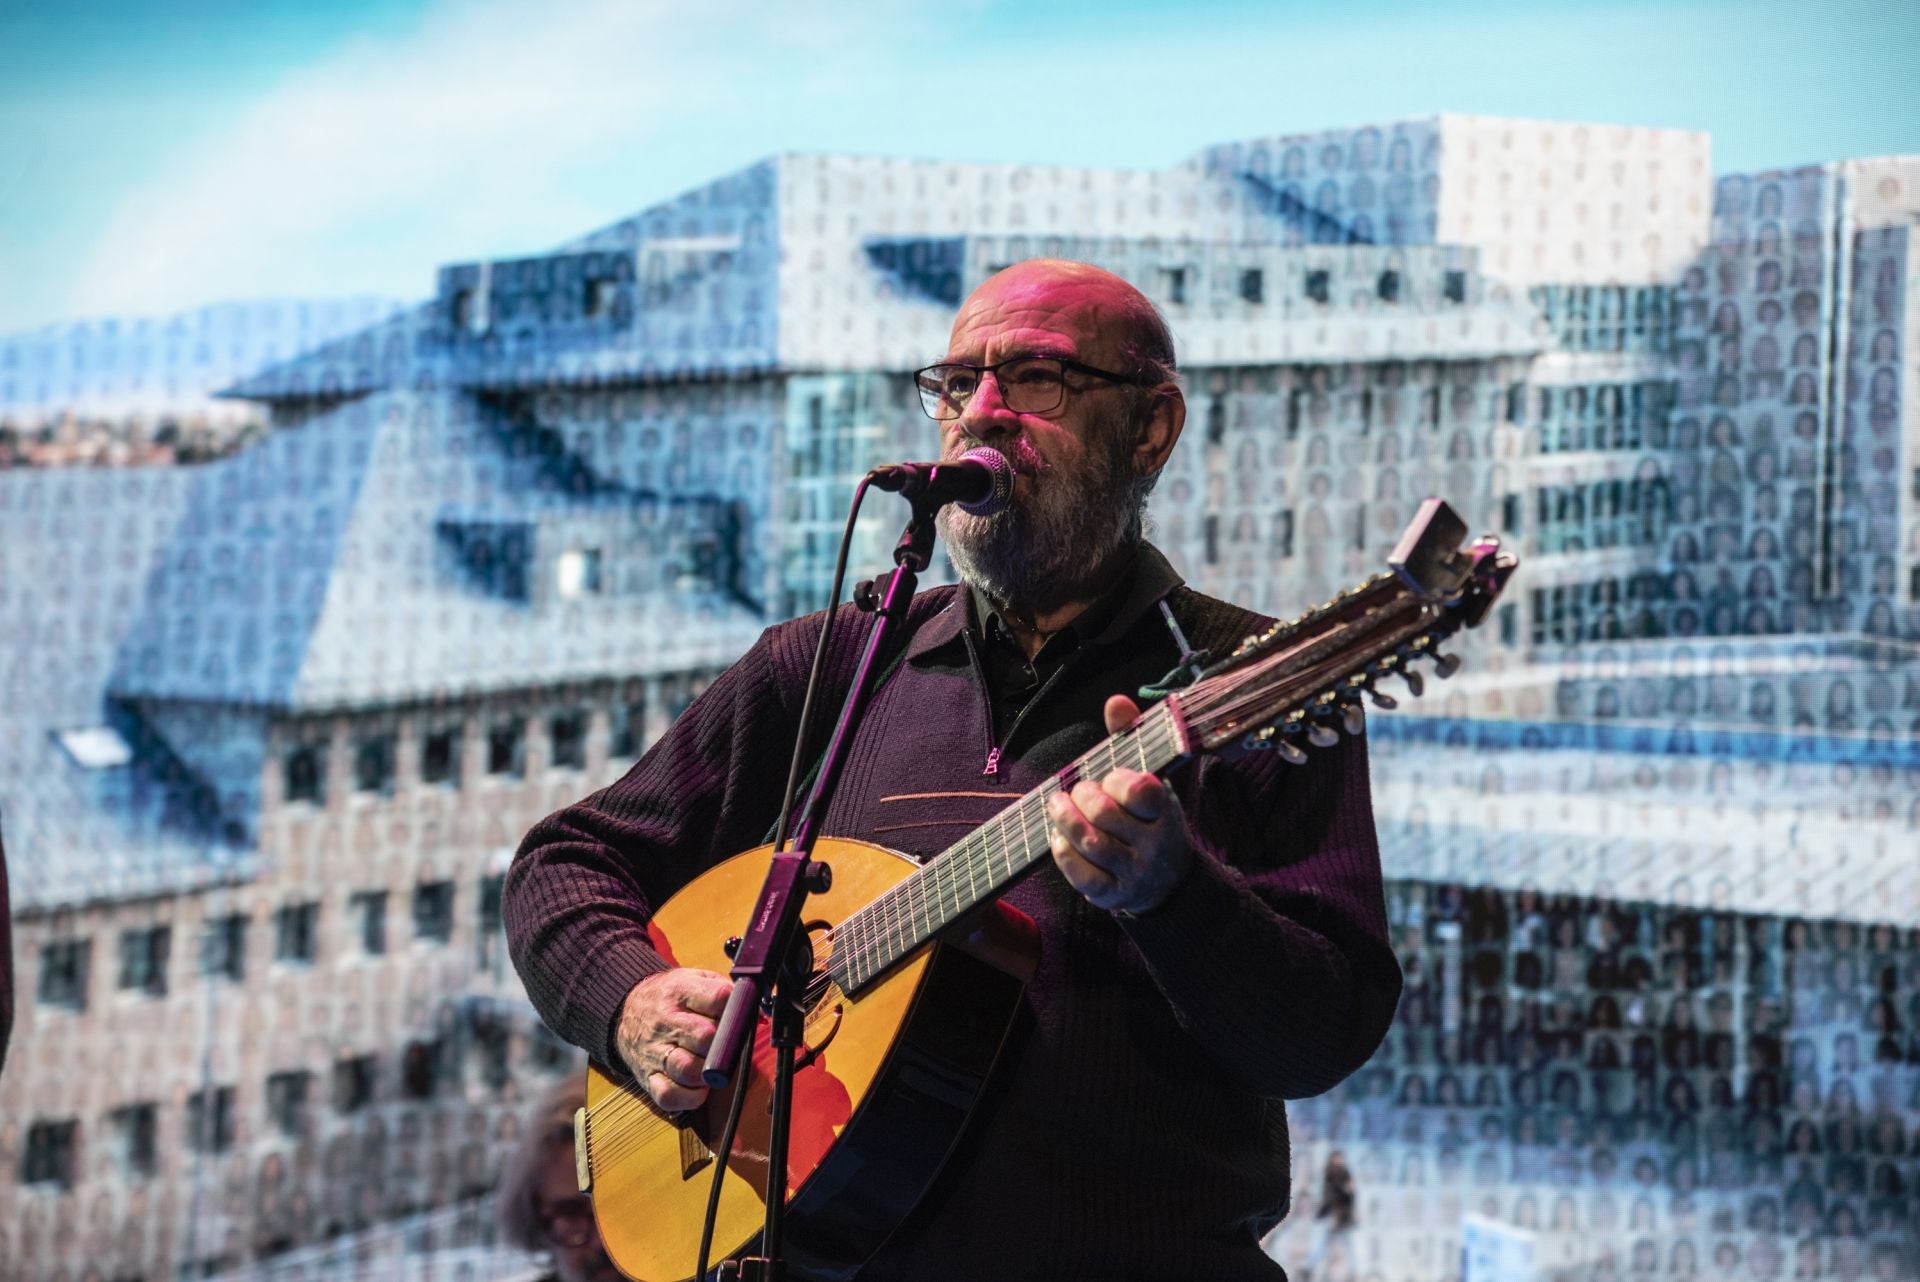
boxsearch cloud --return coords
[60,0,930,318]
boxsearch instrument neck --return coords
[827,700,1189,994]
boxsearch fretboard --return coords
[826,700,1190,995]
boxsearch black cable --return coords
[694,1026,756,1282]
[772,474,873,850]
[696,470,875,1278]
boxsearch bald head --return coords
[955,259,1177,386]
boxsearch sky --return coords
[0,0,1916,336]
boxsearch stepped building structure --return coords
[2,116,1916,1281]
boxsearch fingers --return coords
[1047,780,1148,910]
[678,970,733,1019]
[648,1069,709,1113]
[1047,820,1121,906]
[1047,768,1192,916]
[1060,779,1149,870]
[1102,768,1166,823]
[1103,693,1142,736]
[618,970,734,1110]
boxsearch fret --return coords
[845,698,1201,984]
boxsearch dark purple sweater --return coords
[504,548,1401,1280]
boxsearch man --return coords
[505,259,1401,1278]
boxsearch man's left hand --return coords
[1046,694,1193,915]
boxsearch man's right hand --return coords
[615,968,734,1112]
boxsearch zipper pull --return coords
[983,747,1002,777]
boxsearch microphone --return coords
[868,446,1014,516]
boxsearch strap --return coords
[1136,596,1212,701]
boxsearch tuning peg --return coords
[1432,652,1462,679]
[1367,687,1398,710]
[1402,669,1425,698]
[1307,723,1340,748]
[1341,704,1366,736]
[1275,740,1310,765]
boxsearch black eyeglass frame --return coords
[911,355,1152,421]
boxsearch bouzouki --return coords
[575,498,1517,1281]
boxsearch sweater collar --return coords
[905,541,1185,666]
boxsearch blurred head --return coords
[498,1078,619,1282]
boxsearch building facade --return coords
[3,115,1917,1281]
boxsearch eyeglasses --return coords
[912,356,1146,421]
[538,1197,597,1248]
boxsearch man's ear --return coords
[1135,383,1185,477]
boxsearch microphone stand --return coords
[706,497,941,1282]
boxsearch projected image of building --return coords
[1,115,1915,1282]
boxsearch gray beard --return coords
[936,414,1148,617]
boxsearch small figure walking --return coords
[1301,1149,1356,1281]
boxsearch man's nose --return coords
[955,371,1019,441]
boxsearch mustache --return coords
[947,435,1046,477]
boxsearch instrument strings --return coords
[827,707,1184,988]
[581,964,847,1167]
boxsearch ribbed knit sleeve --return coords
[503,621,818,1069]
[1114,591,1402,1100]
[499,606,879,1067]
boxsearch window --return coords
[610,697,648,759]
[487,720,524,777]
[266,1070,312,1139]
[108,1102,158,1178]
[421,725,462,787]
[1503,493,1522,534]
[186,1086,235,1154]
[350,891,388,955]
[1163,267,1188,306]
[1505,382,1527,424]
[56,726,131,769]
[1443,270,1468,304]
[1304,270,1330,304]
[333,1055,378,1114]
[200,913,247,983]
[413,882,454,944]
[23,1119,78,1188]
[283,743,325,805]
[39,939,90,1011]
[1377,270,1401,303]
[402,1039,445,1099]
[555,549,603,600]
[1205,400,1226,446]
[477,874,505,970]
[549,710,587,771]
[1274,509,1294,559]
[274,902,319,965]
[118,926,170,997]
[353,733,395,796]
[1239,269,1264,304]
[584,278,614,319]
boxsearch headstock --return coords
[1168,498,1518,764]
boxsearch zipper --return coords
[960,628,1079,779]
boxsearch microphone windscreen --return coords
[956,446,1014,517]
